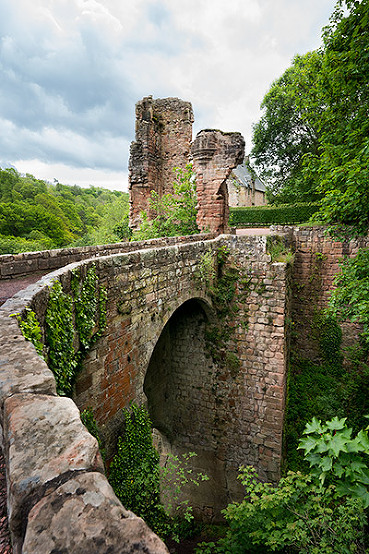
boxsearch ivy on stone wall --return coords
[16,307,44,357]
[46,281,76,395]
[80,407,106,461]
[44,264,107,396]
[196,246,245,376]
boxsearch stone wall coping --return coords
[0,232,217,280]
[0,233,269,316]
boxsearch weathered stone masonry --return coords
[128,97,245,233]
[129,96,194,229]
[0,232,290,550]
[191,130,245,233]
[1,227,367,551]
[0,233,215,281]
[274,226,369,360]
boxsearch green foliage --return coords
[161,451,209,537]
[284,357,347,473]
[251,1,369,235]
[251,51,324,203]
[0,233,55,254]
[200,246,243,375]
[266,235,294,264]
[132,164,198,240]
[229,203,320,227]
[205,467,366,554]
[316,314,343,365]
[45,281,76,396]
[72,267,98,348]
[80,407,106,460]
[198,422,369,553]
[16,308,44,356]
[72,194,131,246]
[312,0,369,237]
[108,404,207,542]
[329,248,369,349]
[299,416,369,507]
[212,246,239,316]
[0,167,129,252]
[109,404,161,523]
[194,249,216,288]
[45,265,107,396]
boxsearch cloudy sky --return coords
[0,0,336,191]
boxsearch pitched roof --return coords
[231,163,265,192]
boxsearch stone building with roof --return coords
[227,158,266,207]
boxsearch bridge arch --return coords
[144,297,216,446]
[143,296,233,518]
[0,234,291,547]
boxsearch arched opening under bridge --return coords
[144,298,230,519]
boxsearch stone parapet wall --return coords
[0,233,216,280]
[272,225,369,359]
[0,296,168,553]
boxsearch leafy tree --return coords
[0,167,129,252]
[311,0,369,236]
[251,51,324,204]
[251,0,369,236]
[132,164,198,240]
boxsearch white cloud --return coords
[0,0,337,189]
[14,159,128,191]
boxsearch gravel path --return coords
[0,271,50,307]
[236,227,272,236]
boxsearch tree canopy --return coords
[0,168,129,254]
[252,51,324,204]
[251,0,369,236]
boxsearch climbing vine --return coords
[195,245,246,376]
[16,307,44,357]
[80,407,106,461]
[44,264,107,396]
[45,280,77,395]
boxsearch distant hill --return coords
[0,168,130,254]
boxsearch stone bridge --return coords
[0,231,289,552]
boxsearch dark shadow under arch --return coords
[144,298,216,447]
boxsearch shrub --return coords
[229,202,320,227]
[299,415,369,507]
[132,164,198,240]
[216,468,366,554]
[108,404,207,542]
[197,417,369,554]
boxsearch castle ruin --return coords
[128,96,245,234]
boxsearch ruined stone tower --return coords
[128,96,194,229]
[191,130,245,234]
[129,96,245,233]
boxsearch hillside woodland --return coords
[0,168,130,255]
